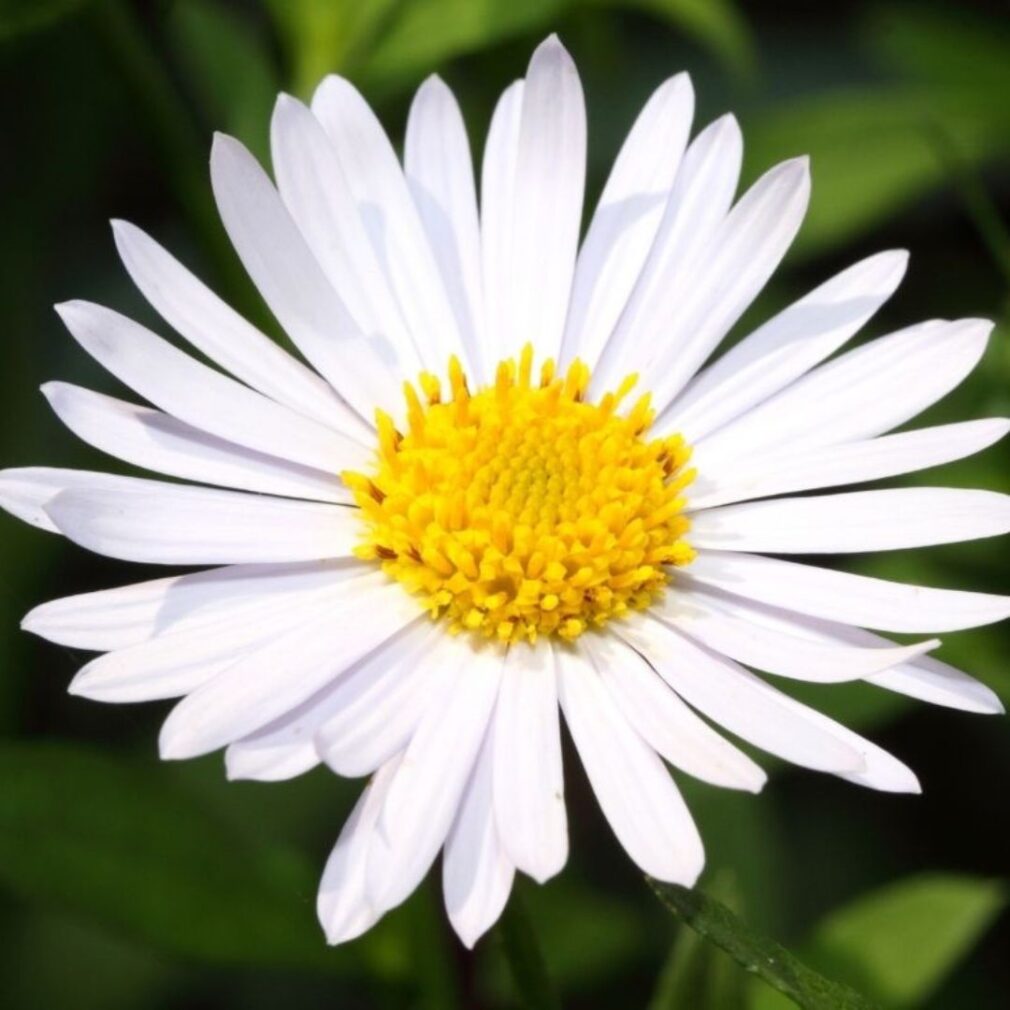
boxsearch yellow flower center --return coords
[344,345,695,645]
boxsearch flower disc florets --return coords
[345,345,695,644]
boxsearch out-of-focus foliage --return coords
[1,0,1009,1008]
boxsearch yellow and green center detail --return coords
[344,345,695,645]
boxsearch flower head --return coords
[3,35,1009,949]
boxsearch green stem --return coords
[86,0,268,327]
[646,879,880,1010]
[497,891,560,1010]
[406,881,463,1010]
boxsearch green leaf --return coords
[0,740,389,974]
[0,0,91,39]
[647,878,880,1010]
[168,0,280,163]
[744,91,1006,261]
[805,874,1006,1007]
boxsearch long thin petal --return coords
[498,35,586,363]
[660,250,908,441]
[158,574,421,758]
[686,550,1010,633]
[697,318,993,464]
[405,75,485,381]
[55,300,370,473]
[111,220,357,433]
[443,724,515,949]
[688,419,1010,510]
[560,74,693,367]
[43,382,350,504]
[493,642,567,883]
[366,640,504,914]
[45,482,361,565]
[556,643,704,883]
[583,632,766,791]
[210,133,396,420]
[663,583,938,683]
[689,488,1010,554]
[309,76,466,372]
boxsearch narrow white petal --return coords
[697,318,993,464]
[158,574,421,758]
[619,618,865,773]
[0,466,138,534]
[70,569,371,703]
[493,642,567,883]
[556,643,704,884]
[583,632,766,792]
[43,382,350,504]
[110,220,357,433]
[210,133,397,420]
[226,617,431,782]
[46,482,360,565]
[689,419,1010,510]
[560,73,694,369]
[592,114,742,392]
[55,300,370,473]
[643,158,812,413]
[689,488,1010,554]
[21,559,364,651]
[315,621,451,778]
[481,80,524,364]
[318,757,401,945]
[309,76,466,372]
[270,95,422,374]
[406,75,485,381]
[661,250,909,441]
[499,36,586,362]
[444,724,515,949]
[687,550,1010,633]
[663,583,938,683]
[366,641,504,914]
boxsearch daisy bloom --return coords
[3,35,1010,949]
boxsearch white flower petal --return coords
[592,114,742,391]
[110,220,357,433]
[315,621,451,779]
[556,643,704,884]
[583,632,766,792]
[405,75,485,382]
[499,35,586,362]
[620,617,865,774]
[661,250,909,441]
[444,724,515,949]
[21,559,363,652]
[45,481,361,565]
[642,157,812,413]
[159,574,420,759]
[665,582,938,682]
[309,76,467,372]
[493,642,567,883]
[560,73,694,368]
[318,757,401,945]
[43,382,350,504]
[210,133,397,420]
[687,550,1010,633]
[270,94,423,375]
[226,616,431,782]
[689,488,1010,554]
[55,300,370,473]
[689,419,1010,510]
[366,640,504,914]
[697,318,993,464]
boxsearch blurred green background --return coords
[1,0,1009,1007]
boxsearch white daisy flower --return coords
[3,35,1009,949]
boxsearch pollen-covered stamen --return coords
[344,345,696,644]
